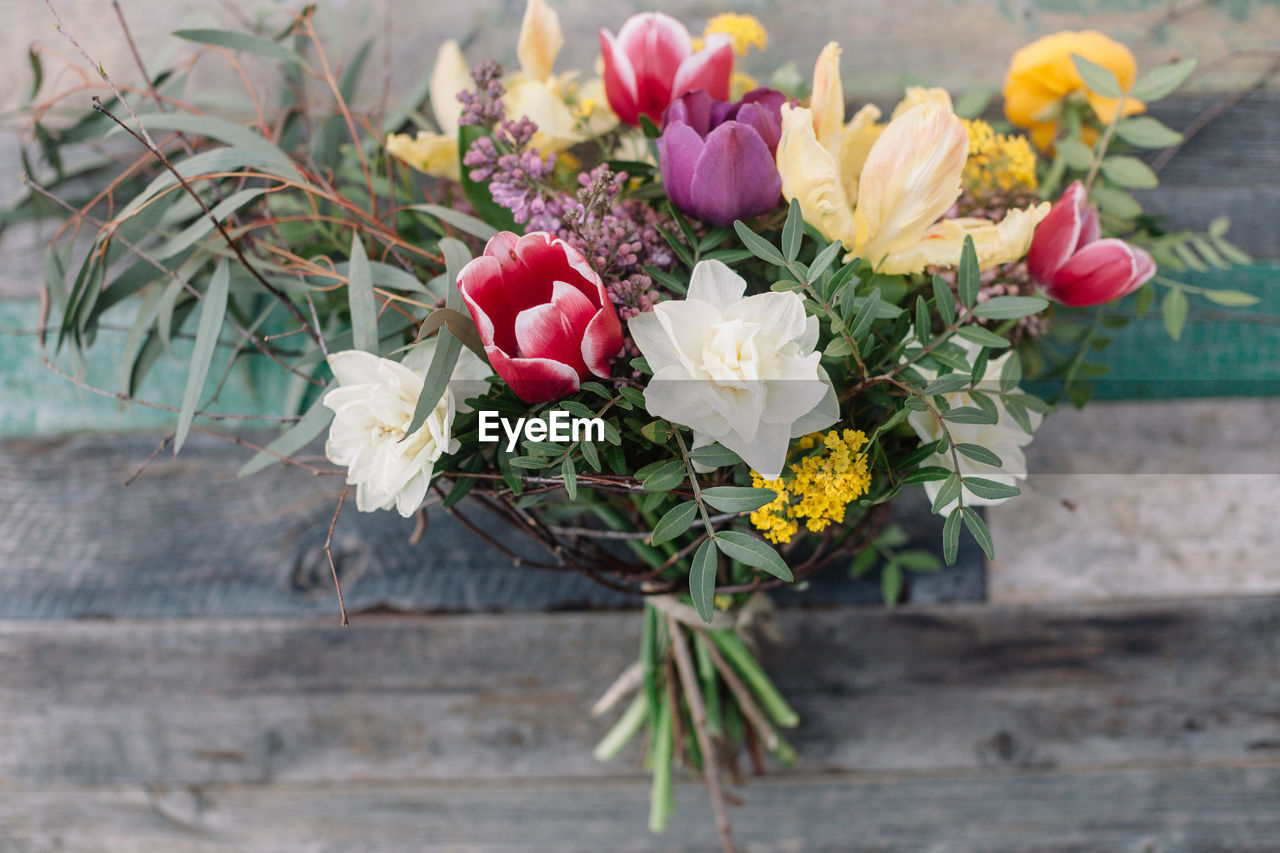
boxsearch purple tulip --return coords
[658,88,787,227]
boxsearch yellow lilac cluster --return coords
[962,118,1039,197]
[749,430,873,545]
[695,13,767,56]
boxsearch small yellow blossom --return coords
[961,118,1039,196]
[702,13,768,57]
[749,430,873,544]
[730,71,760,101]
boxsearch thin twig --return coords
[668,616,736,853]
[122,433,174,486]
[324,483,352,627]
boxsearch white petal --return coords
[686,260,747,312]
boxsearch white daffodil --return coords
[322,342,490,517]
[905,338,1043,515]
[628,259,838,479]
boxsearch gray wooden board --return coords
[0,433,981,619]
[3,765,1279,852]
[1,599,1276,789]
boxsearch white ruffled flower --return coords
[628,259,838,479]
[322,342,490,517]
[905,338,1043,515]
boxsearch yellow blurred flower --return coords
[776,42,1049,274]
[749,430,873,545]
[1003,30,1146,150]
[962,118,1038,196]
[698,13,767,57]
[385,39,471,180]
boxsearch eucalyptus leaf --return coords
[715,531,793,581]
[175,259,230,454]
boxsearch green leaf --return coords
[238,396,334,476]
[971,296,1049,320]
[941,406,998,425]
[1134,282,1156,318]
[808,239,844,284]
[1114,116,1183,148]
[957,235,979,308]
[923,374,970,396]
[1162,288,1189,341]
[689,444,742,469]
[1056,138,1094,171]
[849,288,881,341]
[643,459,687,492]
[932,274,956,327]
[715,531,793,581]
[457,125,519,231]
[956,326,1010,348]
[408,204,498,240]
[901,465,953,484]
[881,563,902,607]
[1202,289,1259,307]
[898,550,942,572]
[733,220,786,267]
[689,539,719,624]
[580,439,601,472]
[931,472,962,515]
[823,337,853,358]
[963,477,1020,500]
[652,501,698,546]
[850,546,879,578]
[1071,53,1122,98]
[1089,185,1143,219]
[1129,58,1196,103]
[1000,350,1022,393]
[1101,156,1158,189]
[914,295,932,345]
[961,507,995,560]
[562,457,578,501]
[174,28,307,66]
[700,486,778,514]
[347,233,378,353]
[942,508,962,565]
[404,238,470,438]
[174,259,230,454]
[955,443,1002,467]
[782,198,804,261]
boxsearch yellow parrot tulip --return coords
[776,42,1049,274]
[385,39,472,180]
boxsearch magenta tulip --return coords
[457,232,624,403]
[599,12,734,127]
[658,88,786,227]
[1028,181,1156,307]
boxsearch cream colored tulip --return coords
[385,40,472,180]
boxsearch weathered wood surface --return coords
[5,765,1280,852]
[2,599,1276,787]
[988,398,1280,604]
[1,598,1277,848]
[0,432,980,619]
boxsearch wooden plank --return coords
[988,398,1280,604]
[4,764,1280,852]
[0,432,980,619]
[1,599,1276,789]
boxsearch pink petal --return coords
[1047,238,1141,307]
[1077,202,1101,250]
[514,302,591,378]
[1027,181,1088,285]
[1125,244,1157,296]
[582,303,624,378]
[671,38,734,103]
[456,254,508,350]
[550,280,598,333]
[616,12,691,74]
[486,346,581,404]
[687,122,781,227]
[515,232,600,304]
[657,121,705,213]
[600,28,640,126]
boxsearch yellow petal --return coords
[1086,91,1146,124]
[875,203,1052,274]
[810,42,845,155]
[853,103,968,267]
[517,0,563,82]
[430,40,472,136]
[838,103,882,202]
[776,104,857,247]
[386,131,460,181]
[504,78,581,152]
[1003,30,1144,131]
[889,86,953,121]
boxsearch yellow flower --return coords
[749,430,873,544]
[702,13,768,57]
[1003,30,1146,150]
[776,43,1049,274]
[729,71,759,101]
[962,118,1039,196]
[385,39,471,180]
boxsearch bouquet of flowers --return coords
[12,2,1258,847]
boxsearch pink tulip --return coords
[457,232,624,403]
[1028,181,1156,308]
[599,12,734,127]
